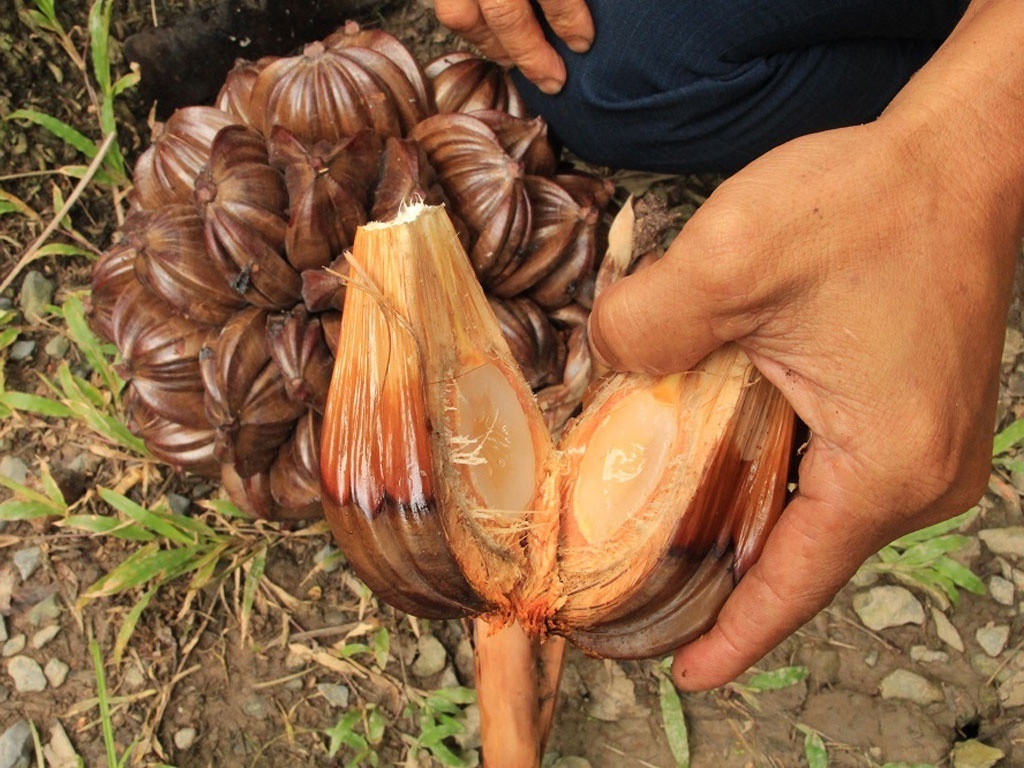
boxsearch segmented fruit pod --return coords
[248,38,429,145]
[131,204,247,325]
[200,307,306,477]
[268,410,324,520]
[195,125,299,309]
[267,127,382,271]
[91,24,614,523]
[132,106,240,210]
[111,281,213,429]
[488,296,566,390]
[215,57,275,125]
[266,308,334,412]
[426,51,527,116]
[410,113,531,285]
[320,204,796,658]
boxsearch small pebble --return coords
[878,669,943,706]
[174,727,197,750]
[31,625,60,650]
[0,457,28,485]
[0,617,7,644]
[9,340,35,361]
[43,335,69,359]
[998,669,1024,707]
[952,738,1004,768]
[317,682,350,708]
[932,607,965,653]
[12,548,41,582]
[979,527,1024,558]
[7,656,47,693]
[27,594,61,625]
[2,636,26,657]
[412,635,448,678]
[44,658,69,688]
[988,575,1015,606]
[167,493,191,515]
[242,695,268,719]
[43,722,78,768]
[852,585,924,630]
[0,720,33,768]
[910,645,949,664]
[976,623,1011,657]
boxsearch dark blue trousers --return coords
[513,0,967,173]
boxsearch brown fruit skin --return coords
[94,24,611,526]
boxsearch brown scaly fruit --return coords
[88,25,609,521]
[320,203,796,659]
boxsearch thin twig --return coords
[0,131,115,295]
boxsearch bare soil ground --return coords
[2,2,1024,767]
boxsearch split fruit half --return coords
[320,203,796,659]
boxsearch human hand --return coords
[433,0,593,94]
[587,23,1024,686]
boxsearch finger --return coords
[670,461,884,690]
[538,0,594,52]
[478,0,567,93]
[434,0,514,65]
[588,247,723,375]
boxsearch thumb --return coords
[588,236,730,374]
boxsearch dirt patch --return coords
[2,2,1024,767]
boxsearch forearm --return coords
[882,0,1024,217]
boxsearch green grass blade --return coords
[0,500,60,521]
[89,637,120,768]
[83,544,201,600]
[60,293,123,395]
[97,488,194,545]
[658,673,690,768]
[744,665,808,692]
[0,391,73,418]
[241,545,267,631]
[6,108,98,158]
[60,514,156,542]
[994,417,1024,456]
[112,584,158,666]
[892,509,976,547]
[0,473,66,512]
[798,725,828,768]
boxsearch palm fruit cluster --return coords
[88,22,611,521]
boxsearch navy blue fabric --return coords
[512,1,967,173]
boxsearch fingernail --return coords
[565,35,592,54]
[537,77,564,95]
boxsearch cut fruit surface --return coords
[452,361,538,514]
[320,202,796,657]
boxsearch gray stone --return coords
[988,575,1015,606]
[853,586,925,631]
[317,682,350,708]
[910,645,949,664]
[12,548,41,582]
[18,271,53,321]
[2,636,26,657]
[7,656,46,692]
[43,658,68,688]
[43,335,69,359]
[42,722,78,768]
[1004,327,1024,364]
[27,594,61,625]
[0,617,7,644]
[453,703,481,752]
[242,695,268,719]
[999,670,1024,707]
[30,624,59,650]
[0,457,28,485]
[173,727,197,750]
[932,607,965,653]
[167,493,191,515]
[878,669,943,706]
[976,624,1011,657]
[979,527,1024,558]
[0,720,32,768]
[9,341,35,362]
[952,739,1004,768]
[412,635,447,678]
[454,636,475,682]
